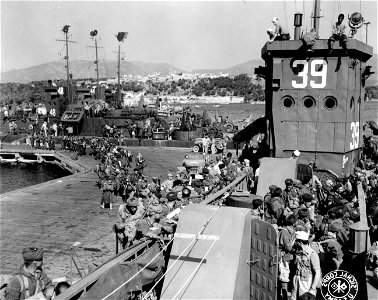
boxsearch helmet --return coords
[166,191,177,202]
[182,188,191,198]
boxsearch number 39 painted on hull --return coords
[350,121,360,150]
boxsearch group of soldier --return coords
[90,135,378,300]
[253,164,378,299]
[90,139,258,252]
[3,132,378,300]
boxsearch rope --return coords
[170,239,218,300]
[142,207,220,299]
[99,238,175,300]
[141,234,198,299]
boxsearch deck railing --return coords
[200,174,248,205]
[55,239,153,300]
[56,174,248,300]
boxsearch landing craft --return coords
[253,12,374,178]
[56,2,375,300]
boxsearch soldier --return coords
[278,214,296,300]
[281,178,300,211]
[291,231,321,299]
[135,205,172,241]
[115,197,144,249]
[100,178,115,209]
[5,248,53,300]
[269,17,291,43]
[161,173,174,192]
[148,177,160,194]
[251,198,264,219]
[328,14,348,54]
[265,187,285,225]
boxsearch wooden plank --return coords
[200,175,247,205]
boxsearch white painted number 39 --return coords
[292,59,327,89]
[350,122,359,150]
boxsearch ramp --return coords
[256,157,297,196]
[250,219,278,300]
[161,205,251,299]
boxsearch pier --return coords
[0,145,188,281]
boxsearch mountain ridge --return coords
[1,54,376,84]
[0,59,264,84]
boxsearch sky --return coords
[1,0,377,73]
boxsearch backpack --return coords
[329,219,349,246]
[7,275,41,299]
[295,247,322,288]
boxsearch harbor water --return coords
[0,163,72,194]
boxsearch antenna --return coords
[56,25,76,104]
[363,21,371,44]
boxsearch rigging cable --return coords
[302,0,306,33]
[142,234,202,300]
[142,207,221,299]
[99,238,175,300]
[170,239,218,300]
[283,0,288,29]
[72,36,79,80]
[331,0,335,33]
[359,0,363,42]
[99,38,110,79]
[55,40,65,58]
[100,207,220,300]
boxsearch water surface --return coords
[0,163,72,194]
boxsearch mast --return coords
[313,0,321,32]
[64,29,70,103]
[57,25,76,104]
[90,30,100,99]
[117,43,121,107]
[95,38,100,99]
[115,31,128,108]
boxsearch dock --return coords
[0,145,189,281]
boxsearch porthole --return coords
[282,96,295,109]
[302,96,316,109]
[323,96,338,110]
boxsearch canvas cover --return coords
[80,243,164,300]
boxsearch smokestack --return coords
[294,12,303,40]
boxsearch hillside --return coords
[0,60,185,84]
[192,59,264,76]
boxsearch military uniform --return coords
[5,248,53,300]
